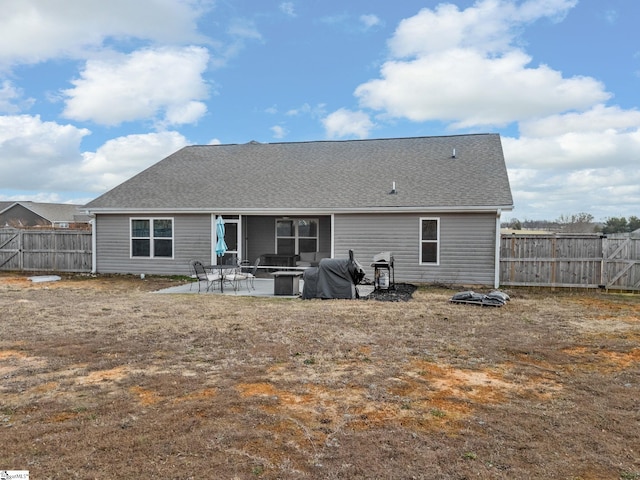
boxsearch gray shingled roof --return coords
[85,134,513,212]
[0,201,89,222]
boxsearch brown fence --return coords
[2,228,639,290]
[500,234,640,291]
[0,228,92,273]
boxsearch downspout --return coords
[494,209,501,289]
[91,218,97,274]
[330,214,335,258]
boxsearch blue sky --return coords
[1,0,638,222]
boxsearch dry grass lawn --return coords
[1,273,639,479]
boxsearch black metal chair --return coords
[190,260,221,293]
[239,257,261,290]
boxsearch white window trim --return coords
[275,218,319,254]
[130,217,174,259]
[419,217,440,265]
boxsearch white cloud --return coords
[356,49,608,127]
[271,125,288,139]
[0,114,187,195]
[0,80,19,112]
[322,108,374,139]
[62,46,210,126]
[286,103,326,118]
[519,105,640,137]
[77,132,188,192]
[507,166,640,220]
[0,114,89,190]
[360,14,381,29]
[287,103,312,116]
[504,106,640,170]
[228,18,263,41]
[210,18,263,68]
[502,104,640,220]
[355,0,603,128]
[280,2,296,17]
[165,101,208,126]
[0,0,209,67]
[388,0,577,59]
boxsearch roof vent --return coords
[389,181,398,194]
[247,140,261,145]
[451,148,456,159]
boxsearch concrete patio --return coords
[155,277,375,298]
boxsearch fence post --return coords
[600,236,607,290]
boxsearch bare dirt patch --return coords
[1,272,639,479]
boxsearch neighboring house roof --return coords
[85,134,513,214]
[0,201,91,225]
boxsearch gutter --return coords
[84,205,514,216]
[91,218,97,274]
[494,209,502,289]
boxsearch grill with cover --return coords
[301,250,365,299]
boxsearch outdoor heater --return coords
[370,251,394,291]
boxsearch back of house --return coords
[84,134,513,287]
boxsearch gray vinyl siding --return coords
[96,214,334,275]
[95,214,212,276]
[334,212,498,286]
[95,212,497,284]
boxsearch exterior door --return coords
[214,216,241,265]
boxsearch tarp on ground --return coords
[449,290,510,307]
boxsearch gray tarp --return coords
[302,255,365,300]
[449,290,510,307]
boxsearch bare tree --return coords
[556,213,596,233]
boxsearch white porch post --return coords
[91,218,97,274]
[494,209,502,289]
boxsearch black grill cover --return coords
[301,254,365,300]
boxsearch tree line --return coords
[503,213,640,235]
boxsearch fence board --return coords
[0,228,92,273]
[2,228,639,289]
[602,237,640,291]
[500,234,639,291]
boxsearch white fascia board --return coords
[85,204,513,216]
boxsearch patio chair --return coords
[221,265,248,293]
[191,260,221,293]
[240,257,260,290]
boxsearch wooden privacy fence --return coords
[0,228,92,273]
[500,234,640,291]
[2,228,639,290]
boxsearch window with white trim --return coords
[131,218,174,258]
[276,218,318,255]
[420,217,439,264]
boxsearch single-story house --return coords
[84,134,513,287]
[0,201,91,229]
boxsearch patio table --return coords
[205,264,237,293]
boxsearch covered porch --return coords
[214,215,333,270]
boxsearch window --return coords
[276,218,318,255]
[420,218,439,264]
[131,218,173,258]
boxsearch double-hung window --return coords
[131,218,174,258]
[420,217,439,264]
[276,218,318,255]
